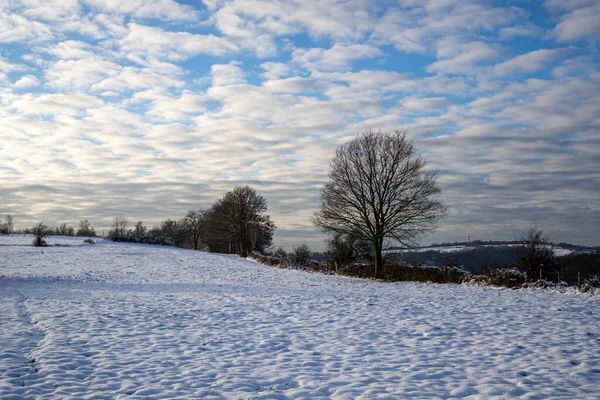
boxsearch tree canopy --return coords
[314,129,448,277]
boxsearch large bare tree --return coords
[313,129,448,278]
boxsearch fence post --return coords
[540,268,542,281]
[578,272,581,289]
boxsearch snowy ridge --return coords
[385,244,575,256]
[1,236,599,398]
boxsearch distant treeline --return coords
[1,186,275,257]
[396,247,518,272]
[1,215,96,237]
[388,246,599,284]
[105,186,275,256]
[391,239,600,252]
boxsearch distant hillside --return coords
[385,241,598,272]
[388,240,599,253]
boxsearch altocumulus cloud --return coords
[0,0,599,248]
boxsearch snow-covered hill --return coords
[386,244,575,257]
[1,236,599,398]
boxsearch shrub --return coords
[293,244,311,267]
[31,222,50,247]
[248,252,290,268]
[515,227,557,280]
[468,268,527,288]
[76,220,96,237]
[336,261,469,284]
[381,262,469,284]
[107,214,129,242]
[584,275,600,288]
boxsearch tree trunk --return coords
[373,242,383,279]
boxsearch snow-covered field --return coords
[1,236,599,399]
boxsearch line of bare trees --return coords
[107,186,275,256]
[0,214,97,241]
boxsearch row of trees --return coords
[8,186,275,255]
[26,220,96,247]
[42,220,97,237]
[1,215,97,240]
[107,186,275,256]
[10,129,449,272]
[25,220,96,238]
[7,128,573,284]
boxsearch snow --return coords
[552,248,574,257]
[385,245,470,254]
[1,235,599,399]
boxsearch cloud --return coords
[8,93,104,116]
[210,62,246,86]
[13,75,39,88]
[427,40,505,75]
[550,3,600,42]
[19,0,80,22]
[43,40,98,60]
[0,56,27,81]
[291,44,383,71]
[493,49,565,76]
[45,58,122,91]
[118,23,238,61]
[371,2,525,54]
[139,90,208,122]
[263,76,327,94]
[544,0,598,13]
[399,96,449,111]
[91,66,186,93]
[208,0,377,40]
[0,10,53,43]
[260,62,292,80]
[498,25,544,40]
[81,0,200,21]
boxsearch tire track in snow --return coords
[0,288,51,398]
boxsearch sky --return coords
[0,0,599,250]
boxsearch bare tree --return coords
[204,186,275,256]
[132,221,147,240]
[247,215,275,254]
[76,219,96,237]
[31,222,50,247]
[515,226,557,280]
[160,219,184,246]
[325,233,369,271]
[56,223,75,236]
[1,214,14,234]
[184,210,205,250]
[313,129,448,278]
[108,214,129,241]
